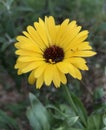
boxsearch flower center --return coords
[43,45,64,63]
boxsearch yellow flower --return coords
[15,16,96,89]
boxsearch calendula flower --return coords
[15,16,96,89]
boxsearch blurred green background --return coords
[0,0,106,130]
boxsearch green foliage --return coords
[70,91,88,126]
[27,93,82,130]
[93,87,104,100]
[26,92,106,130]
[26,93,50,130]
[0,110,19,130]
[5,102,27,116]
[87,114,103,130]
[47,104,80,129]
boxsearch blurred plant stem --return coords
[81,81,93,96]
[63,85,78,113]
[62,84,87,127]
[45,0,54,15]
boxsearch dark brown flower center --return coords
[43,45,64,63]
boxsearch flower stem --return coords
[62,84,87,127]
[62,85,78,114]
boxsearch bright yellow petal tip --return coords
[14,16,96,89]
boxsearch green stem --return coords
[62,84,86,127]
[63,85,78,114]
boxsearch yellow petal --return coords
[67,30,89,50]
[16,62,28,74]
[55,19,70,45]
[22,61,43,73]
[69,58,88,70]
[69,57,87,63]
[16,43,39,52]
[34,19,49,47]
[45,16,57,44]
[74,42,92,50]
[15,50,43,57]
[34,63,47,78]
[44,16,52,43]
[26,26,46,50]
[28,70,36,85]
[17,56,44,62]
[71,51,97,57]
[52,65,61,88]
[62,21,78,44]
[68,20,77,28]
[56,61,69,73]
[44,64,53,86]
[16,36,42,53]
[62,26,82,50]
[64,50,73,58]
[14,42,20,49]
[59,71,67,84]
[68,64,82,80]
[36,75,44,89]
[15,62,28,69]
[75,30,89,40]
[22,31,31,38]
[17,69,22,75]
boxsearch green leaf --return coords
[54,127,83,130]
[47,104,67,120]
[54,126,65,130]
[96,23,106,32]
[70,92,87,126]
[0,110,19,130]
[67,116,79,126]
[6,102,26,116]
[47,104,80,128]
[1,0,14,10]
[93,87,104,100]
[67,128,83,130]
[47,104,77,121]
[103,116,106,126]
[16,6,34,12]
[26,93,50,130]
[87,114,102,129]
[26,0,45,10]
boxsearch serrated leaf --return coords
[26,93,50,130]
